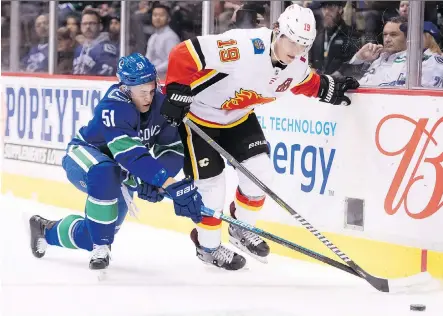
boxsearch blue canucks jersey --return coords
[73,33,118,76]
[71,84,183,187]
[21,43,49,72]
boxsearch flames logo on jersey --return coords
[221,89,276,110]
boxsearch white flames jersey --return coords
[165,27,321,128]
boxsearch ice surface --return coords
[1,194,442,316]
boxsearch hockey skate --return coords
[89,244,111,270]
[190,228,246,271]
[90,244,111,281]
[29,215,56,259]
[228,203,270,263]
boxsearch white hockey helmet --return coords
[275,4,317,53]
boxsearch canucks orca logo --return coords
[118,59,125,69]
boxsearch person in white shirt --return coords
[145,4,180,80]
[349,16,443,88]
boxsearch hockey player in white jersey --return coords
[160,4,359,270]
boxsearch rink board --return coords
[1,74,443,279]
[1,171,441,279]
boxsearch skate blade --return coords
[96,269,108,281]
[229,236,268,264]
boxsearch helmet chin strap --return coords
[271,30,288,66]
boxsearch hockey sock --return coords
[45,214,85,249]
[232,187,265,225]
[196,216,222,250]
[85,196,118,245]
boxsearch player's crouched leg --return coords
[83,161,121,245]
[229,153,273,260]
[31,149,125,270]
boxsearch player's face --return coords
[275,35,307,64]
[383,22,407,54]
[130,81,156,113]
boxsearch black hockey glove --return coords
[160,82,193,127]
[137,181,165,203]
[317,75,360,106]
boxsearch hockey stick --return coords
[183,117,434,293]
[163,193,358,276]
[200,206,360,278]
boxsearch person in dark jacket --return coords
[310,1,360,77]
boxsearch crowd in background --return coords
[1,1,443,86]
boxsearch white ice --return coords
[1,194,442,316]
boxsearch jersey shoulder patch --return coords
[106,88,131,103]
[251,38,265,54]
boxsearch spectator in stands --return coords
[97,2,118,33]
[1,2,11,70]
[66,14,80,37]
[361,1,400,44]
[57,26,76,74]
[398,1,409,18]
[216,1,243,33]
[310,1,359,77]
[423,21,442,55]
[109,14,121,51]
[169,2,202,39]
[232,5,259,29]
[58,3,78,26]
[21,14,49,72]
[349,17,443,88]
[65,14,85,45]
[131,0,154,53]
[145,4,180,79]
[73,9,118,76]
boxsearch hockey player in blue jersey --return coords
[28,53,204,270]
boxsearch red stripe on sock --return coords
[200,215,222,226]
[236,189,265,207]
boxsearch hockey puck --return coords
[410,304,426,311]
